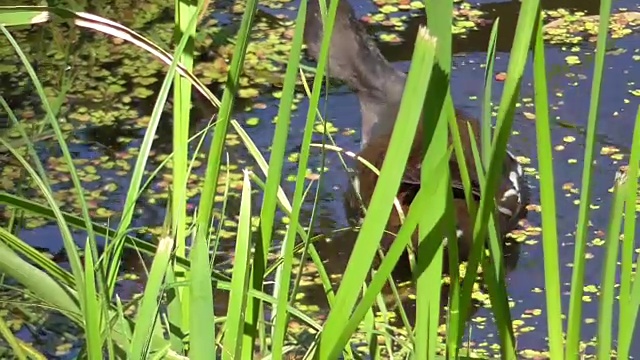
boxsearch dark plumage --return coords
[303,0,530,320]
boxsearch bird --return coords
[302,0,530,322]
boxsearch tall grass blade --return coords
[82,238,103,359]
[176,2,218,357]
[1,25,89,315]
[128,235,175,359]
[222,171,253,360]
[481,18,500,167]
[318,24,440,357]
[464,123,515,359]
[333,148,452,352]
[417,0,453,352]
[172,0,199,338]
[102,6,203,299]
[596,168,628,358]
[565,0,613,353]
[457,1,540,357]
[531,13,563,359]
[269,1,310,358]
[616,106,640,358]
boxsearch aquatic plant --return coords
[0,0,638,358]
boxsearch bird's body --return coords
[303,0,530,321]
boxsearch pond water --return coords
[1,0,640,357]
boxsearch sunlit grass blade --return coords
[82,237,103,359]
[464,123,515,359]
[261,0,307,269]
[318,24,440,357]
[222,170,253,360]
[417,0,453,352]
[176,3,218,357]
[106,4,204,303]
[268,1,312,357]
[1,24,89,316]
[616,105,640,358]
[128,235,174,359]
[457,1,540,357]
[171,0,199,339]
[0,240,80,321]
[0,192,220,280]
[0,8,49,26]
[262,1,350,355]
[531,13,563,359]
[481,18,500,167]
[565,0,614,353]
[177,0,258,355]
[332,148,453,354]
[0,307,28,360]
[596,168,628,359]
[446,20,498,357]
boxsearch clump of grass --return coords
[0,0,638,358]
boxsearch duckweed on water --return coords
[360,0,486,42]
[543,9,640,44]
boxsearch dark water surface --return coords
[2,0,640,357]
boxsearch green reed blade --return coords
[332,147,452,355]
[222,171,254,360]
[565,0,614,354]
[465,123,515,357]
[418,0,453,357]
[128,236,175,359]
[481,18,500,168]
[531,14,564,359]
[1,25,89,315]
[270,2,312,357]
[172,0,198,338]
[82,237,103,359]
[617,106,640,358]
[457,1,540,357]
[596,170,628,358]
[316,21,439,357]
